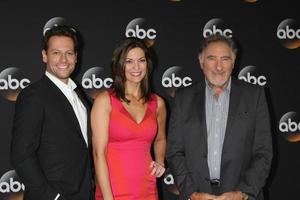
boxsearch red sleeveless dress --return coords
[95,90,158,200]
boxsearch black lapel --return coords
[223,78,242,146]
[195,82,208,154]
[42,76,87,146]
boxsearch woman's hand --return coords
[150,161,166,177]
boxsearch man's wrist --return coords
[189,192,197,200]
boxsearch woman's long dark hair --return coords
[111,37,152,104]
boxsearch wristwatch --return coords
[241,192,249,200]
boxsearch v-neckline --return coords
[120,101,150,125]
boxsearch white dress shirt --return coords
[45,71,88,147]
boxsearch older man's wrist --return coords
[189,192,198,200]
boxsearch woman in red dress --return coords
[92,37,167,200]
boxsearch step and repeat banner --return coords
[0,1,299,200]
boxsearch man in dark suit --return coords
[10,25,94,200]
[167,34,272,200]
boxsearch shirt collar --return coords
[45,71,77,91]
[205,77,231,95]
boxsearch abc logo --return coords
[203,25,232,38]
[203,18,233,38]
[0,75,30,90]
[276,19,300,49]
[277,19,300,40]
[162,73,192,88]
[163,174,174,185]
[279,118,300,133]
[238,73,266,86]
[279,112,300,133]
[125,18,157,47]
[81,67,113,99]
[126,25,156,40]
[0,170,25,198]
[162,66,192,98]
[82,74,113,89]
[277,25,300,39]
[0,67,31,101]
[238,66,266,86]
[43,16,67,36]
[0,177,25,193]
[279,112,300,142]
[163,169,179,195]
[162,66,192,88]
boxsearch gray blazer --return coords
[166,78,273,200]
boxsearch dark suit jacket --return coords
[10,75,94,200]
[166,78,273,200]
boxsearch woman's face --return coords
[124,47,147,85]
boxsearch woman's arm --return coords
[91,91,114,200]
[151,95,167,177]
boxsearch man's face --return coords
[42,35,77,84]
[199,41,235,89]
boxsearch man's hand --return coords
[190,192,217,200]
[215,191,243,200]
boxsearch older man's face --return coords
[199,41,235,89]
